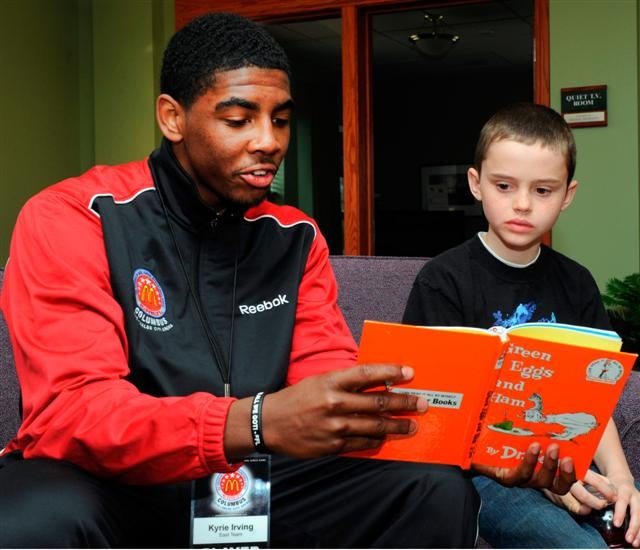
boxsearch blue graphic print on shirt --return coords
[493,302,557,328]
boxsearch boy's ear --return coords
[560,180,579,211]
[156,94,185,143]
[468,167,482,201]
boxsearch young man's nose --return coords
[248,120,281,154]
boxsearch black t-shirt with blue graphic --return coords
[402,234,611,331]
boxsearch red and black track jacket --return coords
[0,140,357,484]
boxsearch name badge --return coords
[190,455,271,548]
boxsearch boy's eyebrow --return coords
[215,97,295,112]
[488,172,563,184]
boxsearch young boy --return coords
[403,103,640,548]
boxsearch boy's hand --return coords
[545,471,640,548]
[472,442,576,494]
[545,470,615,515]
[542,470,613,515]
[606,473,640,548]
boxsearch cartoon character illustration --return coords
[586,358,625,384]
[523,393,598,441]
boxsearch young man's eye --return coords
[536,187,552,196]
[272,117,290,128]
[226,119,250,128]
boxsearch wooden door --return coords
[174,0,549,253]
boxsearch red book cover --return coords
[348,320,637,479]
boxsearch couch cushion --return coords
[613,371,640,478]
[330,255,428,343]
[0,269,21,448]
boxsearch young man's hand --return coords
[224,365,428,461]
[472,442,576,494]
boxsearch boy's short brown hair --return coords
[474,103,577,184]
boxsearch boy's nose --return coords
[513,190,532,212]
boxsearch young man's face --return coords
[467,139,577,263]
[163,67,293,211]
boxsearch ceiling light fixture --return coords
[409,13,460,58]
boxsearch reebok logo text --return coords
[239,294,289,315]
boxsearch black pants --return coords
[0,452,479,548]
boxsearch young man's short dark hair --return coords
[160,12,292,108]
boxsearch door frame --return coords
[175,0,550,253]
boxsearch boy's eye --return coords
[272,117,290,128]
[496,182,510,191]
[535,187,552,196]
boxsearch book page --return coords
[507,322,622,352]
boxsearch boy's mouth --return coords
[506,219,534,231]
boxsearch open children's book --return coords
[348,320,638,479]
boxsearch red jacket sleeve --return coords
[286,223,358,385]
[1,188,237,484]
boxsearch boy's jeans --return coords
[474,475,608,548]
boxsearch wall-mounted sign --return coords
[561,85,607,128]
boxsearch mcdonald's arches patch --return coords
[211,468,252,513]
[132,268,174,332]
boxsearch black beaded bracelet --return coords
[250,391,270,454]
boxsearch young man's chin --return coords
[228,189,271,210]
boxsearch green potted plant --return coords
[601,273,640,369]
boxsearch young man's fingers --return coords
[535,444,576,495]
[532,444,563,490]
[334,435,386,454]
[333,387,428,415]
[342,413,418,438]
[496,442,541,486]
[325,416,418,453]
[330,364,414,392]
[551,457,576,495]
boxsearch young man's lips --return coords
[239,170,275,189]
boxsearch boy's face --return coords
[468,139,577,263]
[157,67,293,211]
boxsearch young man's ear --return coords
[560,180,579,211]
[156,94,185,143]
[468,167,482,201]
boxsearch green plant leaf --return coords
[602,273,640,350]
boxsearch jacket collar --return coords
[148,138,245,233]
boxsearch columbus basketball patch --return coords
[133,268,173,332]
[210,468,253,514]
